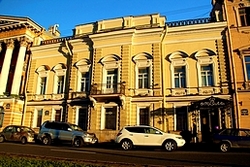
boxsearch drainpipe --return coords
[21,43,32,126]
[160,27,167,131]
[63,39,73,122]
[223,1,239,128]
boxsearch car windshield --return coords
[69,124,83,131]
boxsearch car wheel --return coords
[21,137,27,144]
[220,142,230,152]
[42,136,52,145]
[0,136,4,143]
[121,139,133,150]
[73,138,83,147]
[164,140,177,152]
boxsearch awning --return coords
[190,96,231,110]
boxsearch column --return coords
[0,39,14,95]
[11,37,28,95]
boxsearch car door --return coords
[12,126,22,142]
[126,127,145,145]
[237,129,250,147]
[3,126,14,141]
[143,127,163,146]
[58,124,73,142]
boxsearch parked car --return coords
[115,125,186,151]
[37,121,98,147]
[0,125,37,144]
[211,128,250,152]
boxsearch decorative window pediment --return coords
[52,63,67,76]
[36,65,50,77]
[168,51,188,66]
[100,54,121,69]
[194,49,216,64]
[75,58,91,73]
[133,52,153,67]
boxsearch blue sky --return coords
[0,0,212,37]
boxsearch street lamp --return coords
[0,106,4,128]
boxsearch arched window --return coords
[168,51,189,88]
[194,49,217,87]
[36,65,50,95]
[52,63,67,94]
[75,59,91,92]
[133,52,153,94]
[100,54,121,94]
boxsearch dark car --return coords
[0,125,37,144]
[211,128,250,152]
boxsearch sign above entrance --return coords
[191,96,231,110]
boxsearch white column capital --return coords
[19,37,29,47]
[5,39,15,48]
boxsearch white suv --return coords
[115,125,185,151]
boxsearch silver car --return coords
[37,121,98,147]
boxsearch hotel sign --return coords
[191,96,231,109]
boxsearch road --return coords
[0,142,249,166]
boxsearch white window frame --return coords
[52,64,66,94]
[51,107,62,121]
[168,52,189,89]
[195,49,218,87]
[75,59,91,92]
[136,104,151,125]
[32,107,44,128]
[100,104,118,130]
[101,55,121,93]
[36,66,49,95]
[200,64,214,86]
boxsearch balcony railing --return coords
[167,17,211,27]
[90,83,125,95]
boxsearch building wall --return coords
[223,0,250,128]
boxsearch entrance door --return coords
[200,109,220,142]
[78,108,88,131]
[106,69,117,93]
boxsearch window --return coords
[176,107,188,131]
[138,67,149,89]
[55,109,62,122]
[174,66,186,88]
[139,107,150,125]
[37,109,43,127]
[39,77,47,94]
[244,56,250,80]
[201,64,213,86]
[78,108,88,131]
[57,76,64,94]
[239,7,250,27]
[80,72,89,92]
[104,107,117,130]
[106,69,118,92]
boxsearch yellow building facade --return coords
[24,13,233,142]
[0,15,59,129]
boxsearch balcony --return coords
[90,83,125,95]
[90,83,125,103]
